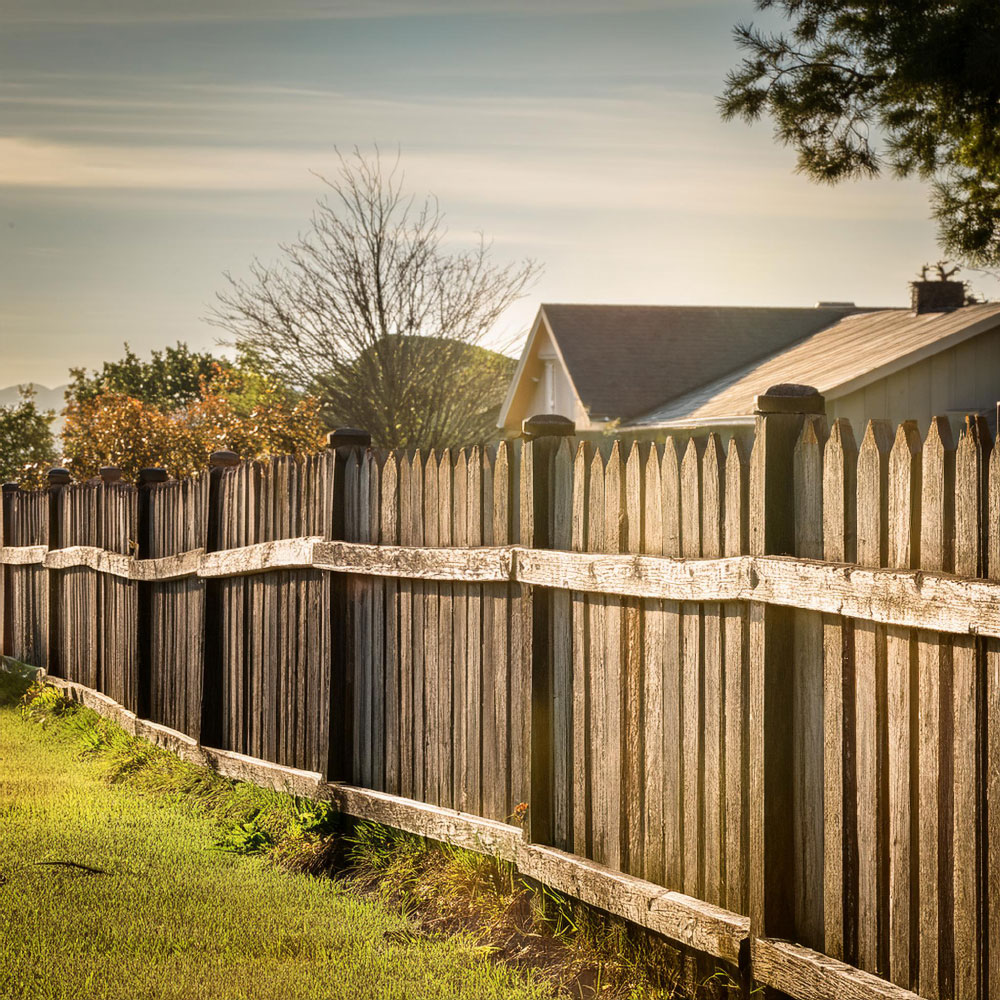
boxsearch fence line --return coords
[3,385,999,1000]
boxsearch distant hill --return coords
[0,384,69,437]
[0,384,68,413]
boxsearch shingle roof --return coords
[627,303,1000,427]
[541,303,864,421]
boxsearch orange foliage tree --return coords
[62,366,326,483]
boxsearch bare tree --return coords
[210,148,540,450]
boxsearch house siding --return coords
[827,325,1000,437]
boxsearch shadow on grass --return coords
[0,659,37,706]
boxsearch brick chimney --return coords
[911,279,965,314]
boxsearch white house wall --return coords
[828,325,1000,437]
[503,321,590,433]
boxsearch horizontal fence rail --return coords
[4,541,1000,637]
[3,386,999,1000]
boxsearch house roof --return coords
[626,302,1000,428]
[540,303,865,421]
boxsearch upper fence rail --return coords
[3,539,1000,639]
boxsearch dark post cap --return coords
[209,450,240,468]
[138,467,168,485]
[2,482,19,493]
[47,468,71,486]
[754,383,825,415]
[99,466,122,484]
[327,428,372,449]
[522,413,575,440]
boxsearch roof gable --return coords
[540,303,863,421]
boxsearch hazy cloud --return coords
[2,0,722,25]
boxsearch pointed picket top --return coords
[855,419,894,568]
[701,432,726,560]
[344,449,361,543]
[438,448,454,546]
[556,435,575,468]
[550,436,574,552]
[407,448,424,545]
[379,451,399,545]
[660,436,681,558]
[955,415,990,577]
[822,419,858,564]
[990,430,1000,582]
[421,449,439,547]
[367,450,381,542]
[919,416,955,573]
[885,421,922,570]
[587,445,606,554]
[572,439,593,553]
[793,415,827,560]
[680,436,702,559]
[453,448,469,547]
[488,443,507,546]
[603,440,626,555]
[643,443,663,556]
[725,435,750,557]
[625,440,644,554]
[466,445,483,545]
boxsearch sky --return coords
[1,0,992,388]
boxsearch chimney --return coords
[911,279,965,314]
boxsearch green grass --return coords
[0,673,552,1000]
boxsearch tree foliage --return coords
[62,366,325,483]
[0,387,57,488]
[67,342,225,409]
[210,149,537,450]
[720,1,1000,264]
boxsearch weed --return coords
[211,817,275,856]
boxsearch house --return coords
[498,280,1000,441]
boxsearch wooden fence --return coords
[3,384,1000,1000]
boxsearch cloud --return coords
[3,0,717,25]
[0,133,928,227]
[0,136,321,191]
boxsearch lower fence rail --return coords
[17,666,926,1000]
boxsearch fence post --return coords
[45,467,70,676]
[201,450,239,746]
[136,467,167,720]
[749,384,825,952]
[521,413,575,844]
[327,428,371,780]
[1,482,18,658]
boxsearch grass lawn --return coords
[0,676,551,1000]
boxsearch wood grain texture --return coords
[0,545,46,565]
[989,431,1000,1000]
[661,438,683,891]
[571,440,593,857]
[821,418,858,963]
[753,938,926,1000]
[601,442,626,872]
[723,436,749,917]
[855,420,893,977]
[951,416,988,1000]
[641,442,665,884]
[517,842,749,968]
[792,414,827,950]
[680,436,702,900]
[916,417,955,1000]
[513,548,1000,635]
[884,455,916,983]
[552,438,575,849]
[701,434,724,907]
